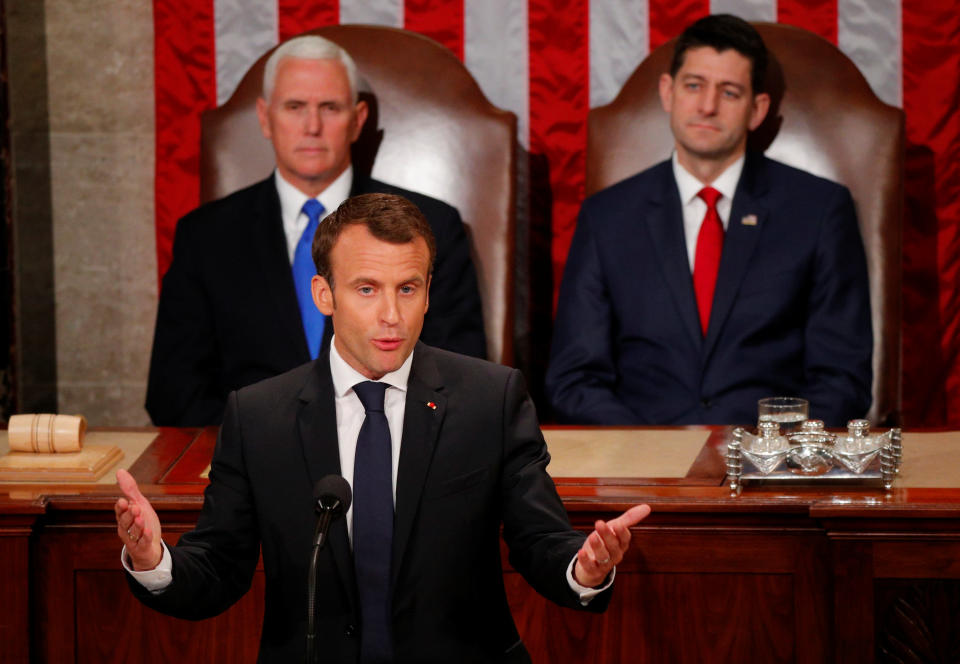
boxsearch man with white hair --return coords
[146,35,486,427]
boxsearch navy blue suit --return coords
[546,153,872,427]
[131,344,606,662]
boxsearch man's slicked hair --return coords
[262,34,360,102]
[312,193,437,287]
[670,14,768,94]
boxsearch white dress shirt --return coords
[275,165,354,263]
[672,152,745,272]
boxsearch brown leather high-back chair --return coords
[587,23,903,425]
[200,25,517,365]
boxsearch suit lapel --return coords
[391,343,446,586]
[703,154,768,359]
[251,177,310,360]
[296,354,357,611]
[645,165,703,350]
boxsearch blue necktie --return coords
[352,381,394,663]
[293,199,325,359]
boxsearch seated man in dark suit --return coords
[116,193,650,662]
[146,35,486,427]
[547,14,872,427]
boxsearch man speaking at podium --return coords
[115,193,650,662]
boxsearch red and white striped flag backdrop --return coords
[154,0,960,426]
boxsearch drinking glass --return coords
[757,397,809,434]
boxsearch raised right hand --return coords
[115,468,163,571]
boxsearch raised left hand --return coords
[573,504,651,588]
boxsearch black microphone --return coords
[306,475,351,664]
[312,475,352,548]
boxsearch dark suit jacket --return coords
[546,153,872,427]
[130,343,607,662]
[146,176,486,426]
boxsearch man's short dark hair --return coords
[670,14,768,94]
[312,193,437,287]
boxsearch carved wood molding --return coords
[877,580,960,663]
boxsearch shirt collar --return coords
[328,335,413,397]
[671,152,745,206]
[274,165,354,223]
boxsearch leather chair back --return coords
[587,23,903,424]
[200,25,517,365]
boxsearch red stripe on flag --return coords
[153,0,216,283]
[529,0,590,308]
[901,0,960,426]
[278,0,338,41]
[777,0,837,44]
[648,0,708,51]
[404,0,464,61]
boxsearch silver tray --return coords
[740,458,882,484]
[725,425,902,492]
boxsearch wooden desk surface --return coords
[3,425,960,517]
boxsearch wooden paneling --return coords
[0,535,31,663]
[31,517,265,664]
[502,521,830,663]
[0,499,42,664]
[875,579,960,663]
[74,571,264,663]
[874,541,960,578]
[831,540,875,663]
[508,570,797,663]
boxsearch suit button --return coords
[701,398,712,408]
[345,624,356,637]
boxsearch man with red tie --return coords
[546,14,872,426]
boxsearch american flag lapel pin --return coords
[741,214,758,226]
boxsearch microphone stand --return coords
[305,475,351,664]
[306,496,342,664]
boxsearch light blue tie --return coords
[293,199,325,359]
